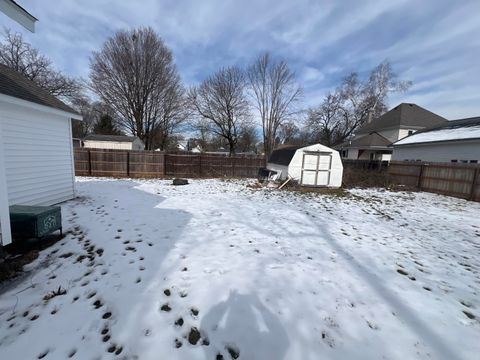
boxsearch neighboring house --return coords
[176,140,188,151]
[0,0,37,32]
[83,134,144,150]
[0,64,82,246]
[190,145,202,153]
[336,103,447,161]
[72,138,82,148]
[392,117,480,163]
[267,144,343,187]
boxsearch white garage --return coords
[267,144,343,187]
[0,64,82,246]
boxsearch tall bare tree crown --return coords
[89,27,186,150]
[247,52,302,159]
[188,66,250,155]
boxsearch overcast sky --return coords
[3,0,480,119]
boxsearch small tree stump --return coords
[173,178,188,186]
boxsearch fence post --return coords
[126,151,130,177]
[199,155,202,177]
[88,150,92,176]
[470,168,479,201]
[417,164,425,189]
[164,154,168,177]
[232,156,236,177]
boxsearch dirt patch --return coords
[188,327,201,345]
[160,304,172,312]
[0,250,39,282]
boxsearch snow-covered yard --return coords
[0,178,479,360]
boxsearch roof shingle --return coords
[357,103,447,134]
[0,64,79,115]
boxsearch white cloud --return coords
[4,0,478,118]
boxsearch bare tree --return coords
[237,124,259,153]
[188,66,250,156]
[307,60,411,146]
[89,27,182,150]
[247,52,302,159]
[70,96,120,138]
[277,120,301,145]
[0,29,81,100]
[306,91,344,146]
[151,77,189,150]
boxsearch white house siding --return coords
[392,140,480,163]
[83,140,133,150]
[0,102,75,206]
[345,149,359,160]
[132,138,144,150]
[398,128,416,140]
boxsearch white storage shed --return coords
[267,144,343,187]
[0,64,82,246]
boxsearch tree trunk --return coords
[228,139,236,157]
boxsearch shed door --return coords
[300,152,332,186]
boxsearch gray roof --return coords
[0,64,79,115]
[84,134,136,143]
[268,145,303,165]
[357,103,447,134]
[336,132,391,149]
[417,116,480,131]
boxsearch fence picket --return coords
[389,161,480,201]
[74,148,263,179]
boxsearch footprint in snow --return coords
[37,349,49,359]
[67,349,77,358]
[160,304,171,312]
[93,299,103,309]
[463,310,476,320]
[102,312,112,319]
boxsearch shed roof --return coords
[357,103,447,134]
[84,134,137,143]
[268,145,303,165]
[336,132,391,149]
[394,117,480,146]
[0,64,79,115]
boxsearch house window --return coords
[460,160,468,164]
[451,160,458,163]
[470,160,478,164]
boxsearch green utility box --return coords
[9,205,62,240]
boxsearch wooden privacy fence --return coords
[342,159,389,172]
[389,161,480,202]
[74,148,264,178]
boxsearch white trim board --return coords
[0,119,12,245]
[0,0,37,32]
[0,94,83,121]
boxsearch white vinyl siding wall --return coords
[1,103,75,206]
[83,140,133,150]
[392,140,480,163]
